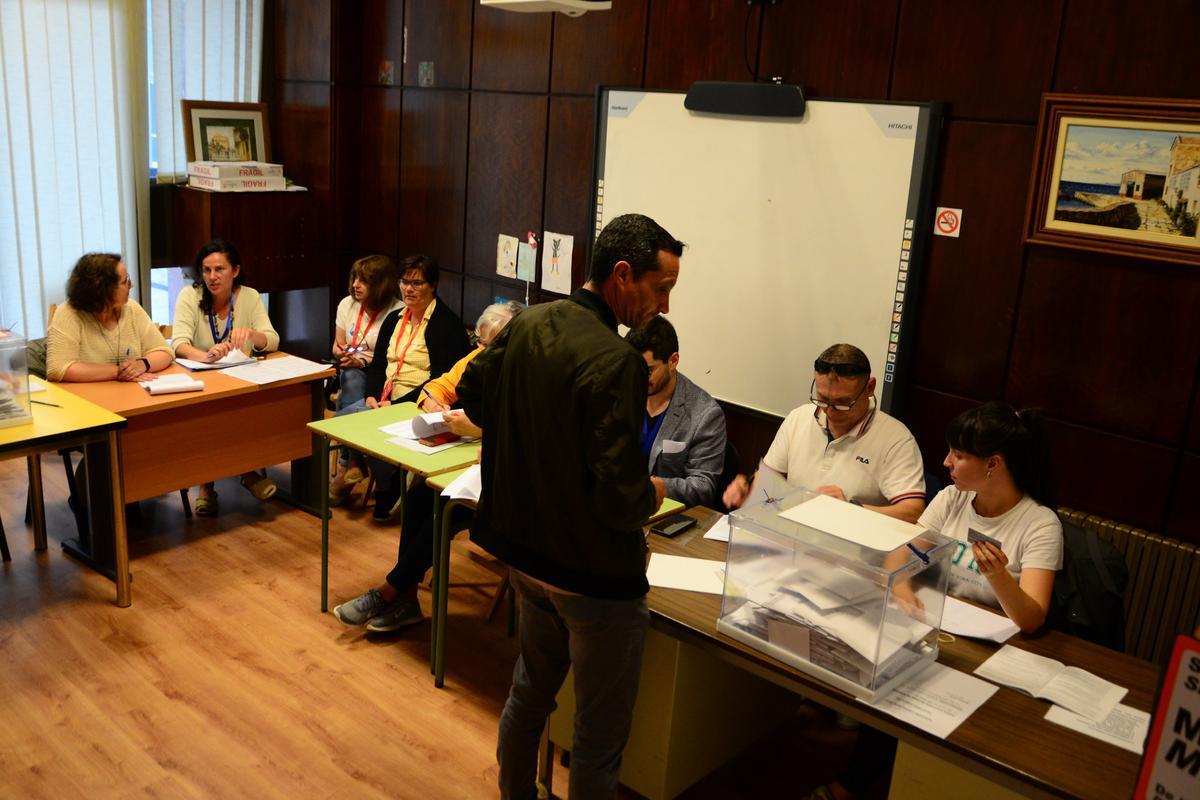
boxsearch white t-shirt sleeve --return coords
[762,408,801,475]
[335,295,355,335]
[1015,508,1064,572]
[878,433,926,504]
[918,486,952,532]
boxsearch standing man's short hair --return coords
[589,213,684,284]
[814,343,871,378]
[625,315,679,362]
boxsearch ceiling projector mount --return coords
[480,1,612,17]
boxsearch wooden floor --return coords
[0,457,878,799]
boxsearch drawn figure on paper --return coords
[550,237,562,274]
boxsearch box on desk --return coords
[0,336,32,429]
[716,487,954,702]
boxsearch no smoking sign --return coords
[934,207,962,238]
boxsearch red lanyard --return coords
[380,308,422,402]
[347,304,380,352]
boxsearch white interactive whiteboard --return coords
[593,88,940,418]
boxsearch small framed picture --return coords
[181,100,271,163]
[1025,94,1200,266]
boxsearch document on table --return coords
[176,351,256,370]
[777,494,921,551]
[646,553,725,595]
[1044,703,1150,754]
[861,661,998,739]
[387,435,467,455]
[379,412,447,440]
[703,514,731,542]
[939,596,1019,643]
[440,464,482,501]
[140,373,204,395]
[974,644,1127,722]
[28,377,47,393]
[223,355,328,385]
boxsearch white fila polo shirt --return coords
[762,402,926,508]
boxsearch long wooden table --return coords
[0,381,130,605]
[58,356,332,590]
[616,508,1160,799]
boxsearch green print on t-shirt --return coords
[951,540,980,574]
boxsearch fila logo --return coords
[856,456,870,464]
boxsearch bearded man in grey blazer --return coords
[626,316,727,508]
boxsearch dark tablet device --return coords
[649,513,697,538]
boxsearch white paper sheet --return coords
[496,234,518,278]
[140,373,204,395]
[703,514,731,542]
[777,494,920,551]
[939,596,1019,643]
[1045,703,1149,754]
[974,645,1127,723]
[223,355,328,385]
[387,435,465,456]
[176,351,256,370]
[861,661,998,738]
[440,464,482,501]
[380,412,448,440]
[646,554,725,595]
[540,231,573,295]
[28,377,47,393]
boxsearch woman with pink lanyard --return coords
[331,254,470,515]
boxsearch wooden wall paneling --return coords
[1165,453,1200,545]
[1043,418,1175,533]
[1006,249,1200,445]
[719,402,784,476]
[890,0,1064,121]
[550,0,649,96]
[398,90,469,271]
[1055,0,1200,99]
[463,277,529,327]
[404,0,474,89]
[355,0,405,86]
[205,193,321,292]
[273,0,331,82]
[273,82,333,257]
[758,0,899,101]
[331,0,363,84]
[1189,386,1200,453]
[902,387,977,478]
[332,85,362,253]
[910,121,1036,398]
[357,87,403,256]
[543,96,594,297]
[471,4,552,93]
[437,269,464,321]
[463,93,548,279]
[644,0,760,90]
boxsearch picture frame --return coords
[180,100,272,163]
[1025,94,1200,266]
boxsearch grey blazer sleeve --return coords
[654,374,727,508]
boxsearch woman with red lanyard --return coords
[330,254,471,513]
[173,238,280,516]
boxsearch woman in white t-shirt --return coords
[332,254,401,411]
[920,401,1063,633]
[807,402,1062,800]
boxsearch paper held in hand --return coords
[777,493,922,551]
[379,412,451,441]
[973,644,1128,722]
[440,464,482,502]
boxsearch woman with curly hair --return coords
[46,253,173,382]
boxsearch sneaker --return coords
[365,598,424,633]
[332,588,388,626]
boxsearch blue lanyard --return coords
[208,289,237,343]
[641,411,666,460]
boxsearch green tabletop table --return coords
[308,402,480,612]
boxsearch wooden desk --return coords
[0,382,130,606]
[307,403,481,615]
[623,508,1160,800]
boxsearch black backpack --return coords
[1048,520,1129,652]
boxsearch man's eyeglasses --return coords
[809,377,869,412]
[400,279,428,289]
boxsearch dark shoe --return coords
[372,489,400,521]
[365,598,424,632]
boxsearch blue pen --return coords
[906,542,930,564]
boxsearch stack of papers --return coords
[379,413,475,455]
[440,464,482,502]
[861,661,998,738]
[1044,703,1150,754]
[141,374,204,395]
[223,355,328,385]
[974,645,1128,722]
[176,351,256,370]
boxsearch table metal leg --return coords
[319,436,331,612]
[434,498,459,688]
[26,454,46,550]
[107,431,130,608]
[430,491,445,675]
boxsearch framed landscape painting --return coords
[1026,94,1200,266]
[181,100,271,163]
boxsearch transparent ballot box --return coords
[0,336,32,429]
[716,487,953,702]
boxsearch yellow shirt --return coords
[384,299,435,400]
[423,344,483,406]
[46,300,172,382]
[171,285,280,353]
